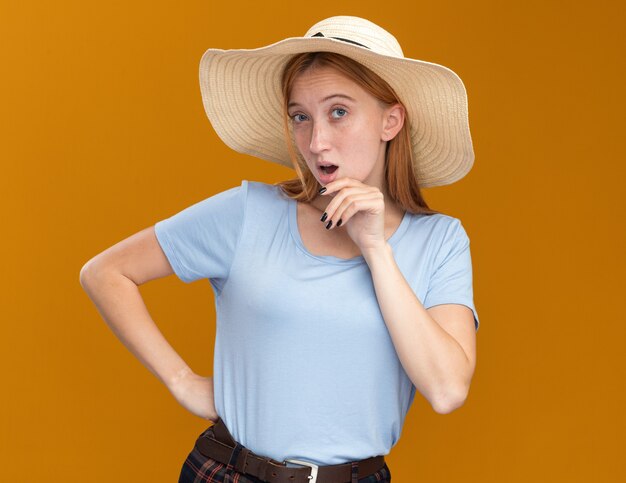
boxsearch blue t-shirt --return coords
[154,180,479,466]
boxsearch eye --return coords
[290,113,309,123]
[331,108,347,119]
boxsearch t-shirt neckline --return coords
[287,195,411,265]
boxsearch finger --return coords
[329,193,384,229]
[320,177,365,196]
[321,187,375,224]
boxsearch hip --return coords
[178,447,392,483]
[178,419,392,483]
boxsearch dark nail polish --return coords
[336,219,342,227]
[325,220,333,230]
[318,187,327,194]
[320,212,328,222]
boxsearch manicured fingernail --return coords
[336,219,342,227]
[325,220,333,230]
[320,212,328,222]
[318,187,327,194]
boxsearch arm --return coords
[309,177,477,414]
[79,225,218,421]
[363,243,477,414]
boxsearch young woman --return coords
[81,16,480,483]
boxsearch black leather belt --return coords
[194,418,386,483]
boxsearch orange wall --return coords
[1,0,624,481]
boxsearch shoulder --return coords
[245,179,275,194]
[243,180,290,206]
[405,212,466,238]
[402,213,472,263]
[245,180,285,194]
[202,180,283,208]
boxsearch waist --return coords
[194,417,387,483]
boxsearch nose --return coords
[309,120,329,154]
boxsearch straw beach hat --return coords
[199,16,475,188]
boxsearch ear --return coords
[381,103,405,141]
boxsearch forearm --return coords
[363,243,471,413]
[80,268,193,391]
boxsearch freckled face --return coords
[287,65,389,188]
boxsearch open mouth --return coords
[320,164,338,174]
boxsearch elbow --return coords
[79,257,108,290]
[79,258,100,289]
[79,261,93,289]
[431,384,470,414]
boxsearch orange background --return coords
[1,0,624,481]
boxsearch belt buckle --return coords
[284,458,319,483]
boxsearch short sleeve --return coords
[153,180,248,285]
[423,218,480,331]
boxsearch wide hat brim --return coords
[199,33,474,188]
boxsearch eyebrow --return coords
[288,94,357,109]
